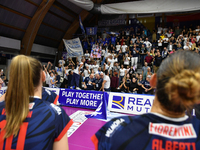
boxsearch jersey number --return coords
[0,120,28,150]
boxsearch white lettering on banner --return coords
[62,91,103,101]
[66,98,79,105]
[68,111,91,137]
[105,118,125,137]
[108,92,155,115]
[75,92,103,100]
[80,100,97,107]
[62,91,75,97]
[149,123,197,139]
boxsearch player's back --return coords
[93,113,200,150]
[0,98,72,150]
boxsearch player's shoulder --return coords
[100,114,152,137]
[41,100,64,116]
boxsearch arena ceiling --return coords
[0,0,105,55]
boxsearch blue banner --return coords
[58,89,104,110]
[85,92,107,120]
[86,27,97,35]
[79,15,85,34]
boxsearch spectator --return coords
[163,34,169,48]
[128,66,135,78]
[80,72,85,89]
[129,77,138,93]
[110,72,119,92]
[175,26,182,37]
[139,44,147,66]
[161,47,169,59]
[84,50,90,62]
[131,35,137,43]
[143,38,152,52]
[101,70,110,91]
[118,77,128,93]
[94,74,103,91]
[55,64,64,88]
[119,65,126,84]
[125,73,131,92]
[142,75,153,94]
[84,65,90,78]
[144,52,153,67]
[116,42,121,53]
[154,51,162,73]
[123,53,130,68]
[0,69,6,85]
[184,42,192,50]
[142,62,149,80]
[121,42,128,53]
[130,43,139,70]
[49,72,57,88]
[58,56,65,66]
[84,74,95,90]
[158,37,163,52]
[112,62,120,76]
[117,50,124,65]
[137,74,144,94]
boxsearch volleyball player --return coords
[92,51,200,150]
[0,55,73,150]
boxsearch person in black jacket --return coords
[129,77,139,93]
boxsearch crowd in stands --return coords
[40,24,200,94]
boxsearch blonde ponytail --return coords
[4,55,42,138]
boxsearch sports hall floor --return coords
[63,106,130,150]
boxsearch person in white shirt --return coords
[84,65,90,78]
[196,32,200,42]
[157,25,162,34]
[166,30,172,38]
[107,55,117,68]
[158,37,163,51]
[121,42,128,53]
[143,38,152,52]
[84,50,90,62]
[49,72,57,88]
[58,57,65,66]
[100,70,110,91]
[131,35,137,44]
[71,58,85,89]
[183,42,191,50]
[167,42,173,52]
[163,35,169,48]
[123,53,130,68]
[115,42,121,52]
[119,65,127,84]
[92,61,99,74]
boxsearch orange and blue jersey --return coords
[0,98,73,150]
[92,113,200,150]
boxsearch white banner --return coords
[63,38,83,57]
[108,92,155,115]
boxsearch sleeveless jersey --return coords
[0,98,73,150]
[92,113,200,150]
[42,87,59,105]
